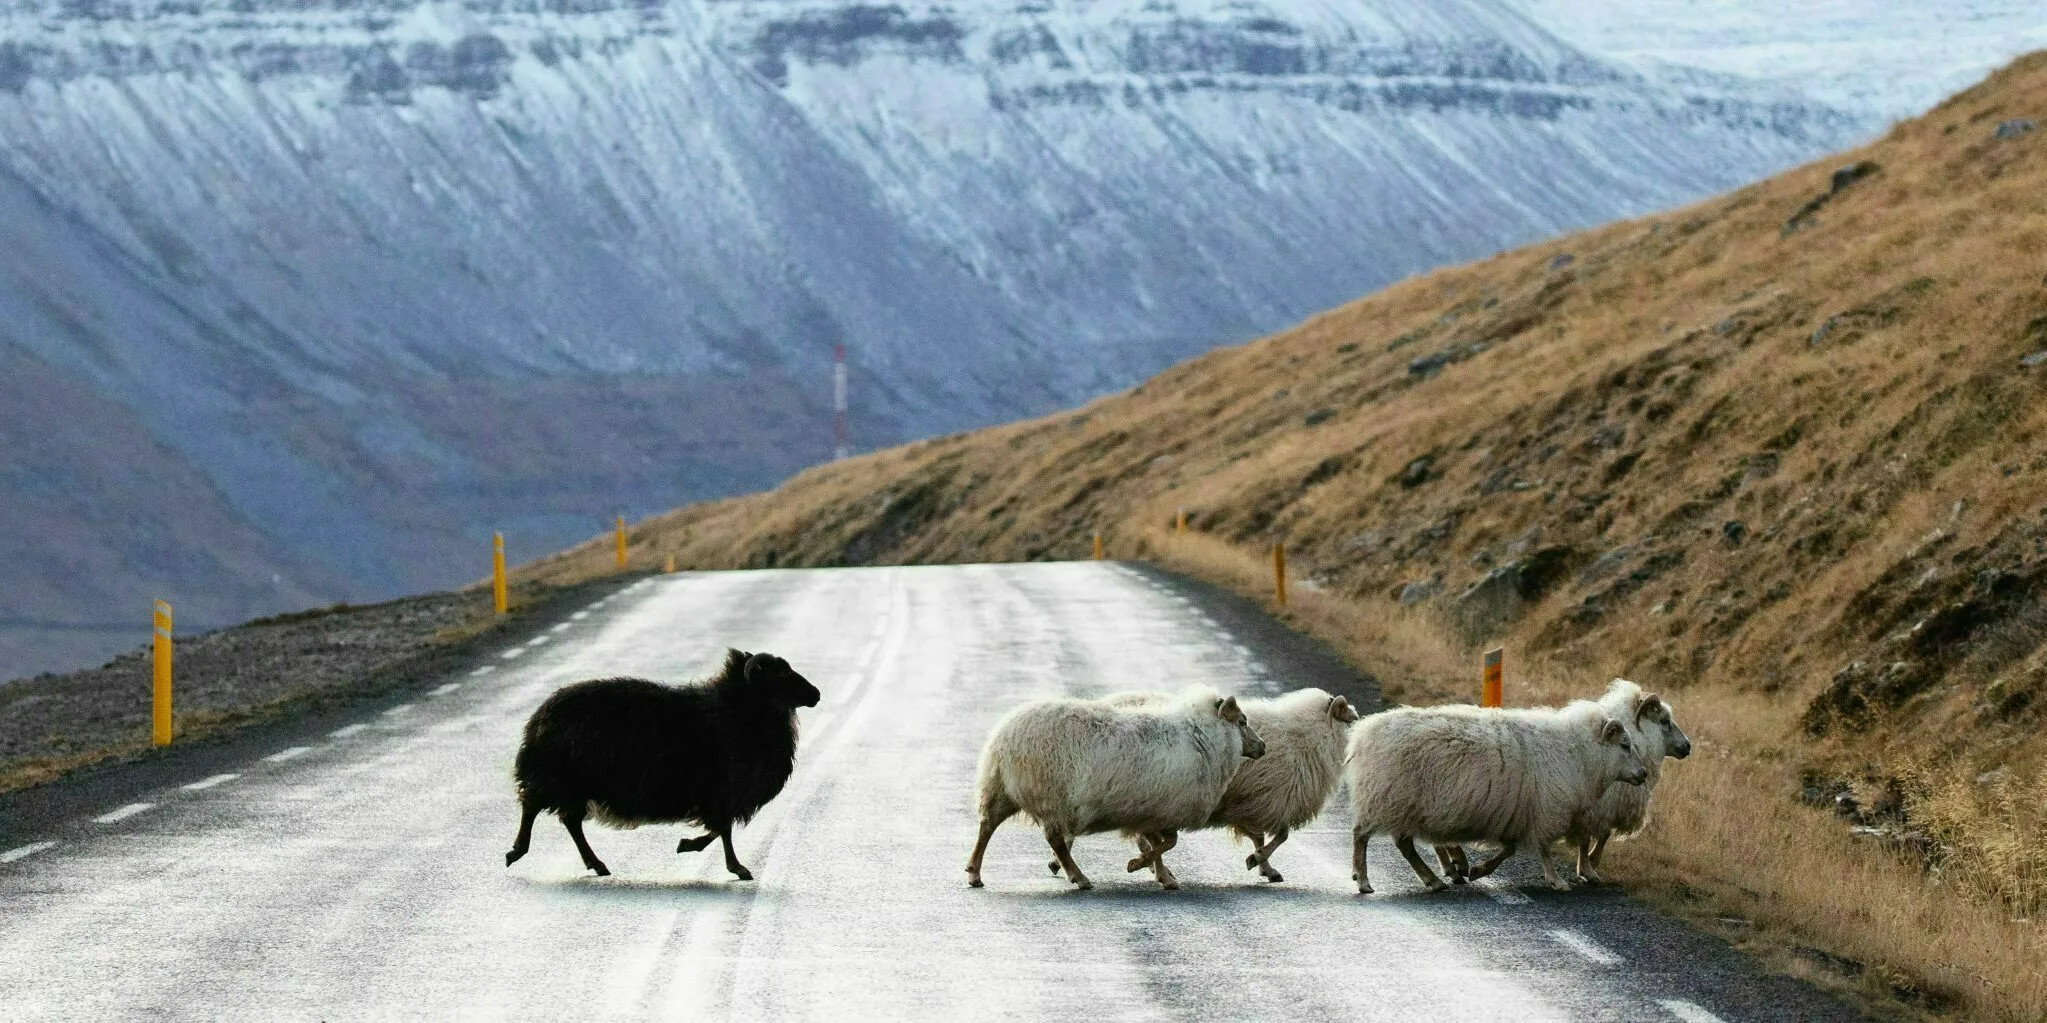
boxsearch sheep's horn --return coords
[1634,693,1663,723]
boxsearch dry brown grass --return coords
[518,52,2047,1021]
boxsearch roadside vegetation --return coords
[519,52,2047,1020]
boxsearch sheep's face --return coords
[1328,696,1360,724]
[745,652,821,709]
[1214,696,1267,759]
[1634,693,1692,759]
[1598,719,1649,786]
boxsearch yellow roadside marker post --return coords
[1175,508,1186,535]
[615,516,627,571]
[152,600,173,746]
[492,533,508,615]
[664,554,677,574]
[1482,647,1504,708]
[1093,533,1104,560]
[1272,543,1288,607]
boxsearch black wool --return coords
[503,648,819,879]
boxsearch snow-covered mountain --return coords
[0,0,1872,678]
[1504,0,2047,117]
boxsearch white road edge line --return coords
[1550,928,1623,966]
[383,704,416,716]
[181,773,240,791]
[93,803,155,824]
[428,683,461,697]
[1658,1000,1729,1023]
[1474,878,1533,905]
[264,746,315,763]
[329,724,369,738]
[0,841,56,863]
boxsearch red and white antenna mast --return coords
[832,344,849,461]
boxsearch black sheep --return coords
[504,649,820,880]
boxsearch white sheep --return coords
[1433,680,1693,886]
[1567,679,1691,882]
[1345,702,1648,893]
[964,686,1266,890]
[1110,688,1359,883]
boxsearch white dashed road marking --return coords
[549,623,571,634]
[383,704,416,717]
[1475,879,1533,905]
[0,842,56,864]
[471,665,498,676]
[429,683,461,697]
[1550,929,1623,966]
[181,774,240,791]
[264,746,314,763]
[501,648,525,660]
[1658,1000,1729,1023]
[570,611,590,621]
[526,635,550,648]
[329,724,369,738]
[94,803,154,824]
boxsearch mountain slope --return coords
[523,52,2047,1018]
[0,0,1869,678]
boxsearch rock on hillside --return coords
[0,0,1867,679]
[527,51,2047,782]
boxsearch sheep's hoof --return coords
[505,849,523,867]
[1159,880,1180,891]
[731,868,754,882]
[1262,872,1284,884]
[1450,874,1469,886]
[1548,878,1572,892]
[1579,869,1604,885]
[1245,853,1261,870]
[589,864,611,877]
[1125,857,1148,873]
[1356,883,1374,895]
[967,877,984,889]
[1047,859,1062,875]
[1071,878,1094,891]
[1423,879,1448,893]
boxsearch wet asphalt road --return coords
[0,563,1865,1022]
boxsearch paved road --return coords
[0,564,1863,1022]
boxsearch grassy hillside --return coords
[524,53,2047,1019]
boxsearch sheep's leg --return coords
[1242,829,1268,870]
[676,833,717,854]
[1045,827,1091,890]
[1582,830,1613,883]
[1352,827,1374,894]
[1435,845,1469,884]
[558,806,609,877]
[1126,832,1167,873]
[505,802,540,867]
[713,825,753,882]
[1573,837,1599,884]
[966,805,1016,888]
[1465,840,1517,881]
[1145,831,1180,890]
[1252,826,1288,883]
[1539,842,1571,891]
[1394,835,1448,892]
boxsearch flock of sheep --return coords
[503,647,1692,895]
[967,678,1690,893]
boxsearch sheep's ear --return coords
[1635,693,1665,724]
[1329,696,1359,723]
[1216,696,1243,723]
[1600,719,1627,744]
